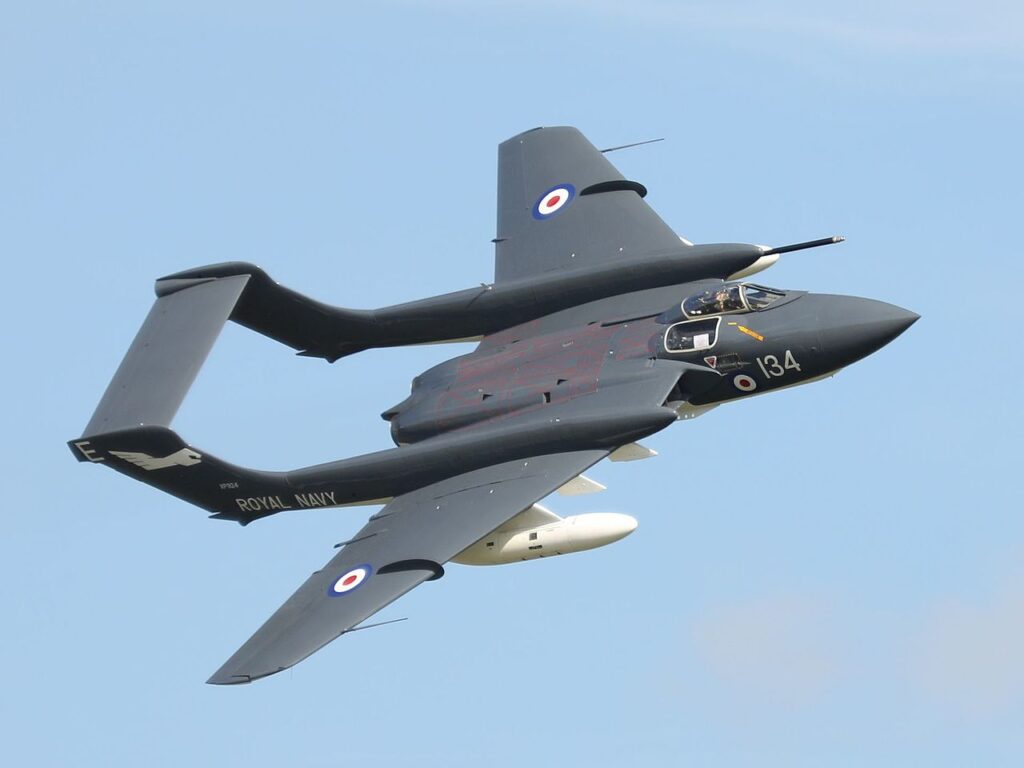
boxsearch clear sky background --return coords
[2,2,1022,766]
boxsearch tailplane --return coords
[69,270,367,523]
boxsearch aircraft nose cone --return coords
[817,296,919,365]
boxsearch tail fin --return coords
[69,268,368,523]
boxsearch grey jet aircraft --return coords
[70,126,918,684]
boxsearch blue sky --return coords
[2,2,1022,765]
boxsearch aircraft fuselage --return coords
[386,284,918,444]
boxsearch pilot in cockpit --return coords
[713,288,732,313]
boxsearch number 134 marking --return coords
[756,350,801,378]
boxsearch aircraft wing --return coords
[494,126,685,283]
[207,449,608,684]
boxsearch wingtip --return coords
[206,666,285,686]
[206,674,251,686]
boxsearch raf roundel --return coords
[532,184,576,220]
[733,374,758,393]
[328,564,372,597]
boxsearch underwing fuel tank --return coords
[452,507,638,565]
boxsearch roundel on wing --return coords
[532,184,576,220]
[327,564,373,596]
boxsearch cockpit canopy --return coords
[682,283,786,318]
[743,285,787,310]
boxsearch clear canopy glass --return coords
[682,285,745,317]
[679,284,787,318]
[742,284,785,310]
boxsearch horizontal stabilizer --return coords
[83,275,249,436]
[70,269,377,522]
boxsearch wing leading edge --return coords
[207,449,608,685]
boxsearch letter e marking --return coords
[74,441,105,462]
